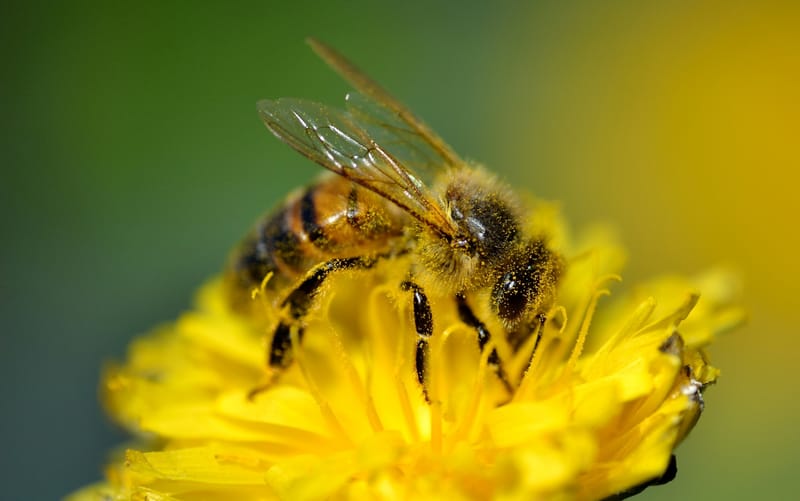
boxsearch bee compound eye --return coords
[492,272,529,322]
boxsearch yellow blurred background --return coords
[2,1,796,499]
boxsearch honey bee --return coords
[228,39,563,397]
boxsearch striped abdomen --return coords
[227,174,408,308]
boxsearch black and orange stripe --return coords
[230,175,408,304]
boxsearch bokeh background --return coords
[2,1,797,499]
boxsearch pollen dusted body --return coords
[78,39,739,501]
[228,173,409,306]
[226,39,562,396]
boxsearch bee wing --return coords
[257,98,456,236]
[342,92,451,184]
[308,38,464,175]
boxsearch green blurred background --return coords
[2,1,797,499]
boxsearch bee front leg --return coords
[400,281,433,402]
[455,294,514,395]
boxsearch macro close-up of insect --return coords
[225,39,563,400]
[8,4,787,498]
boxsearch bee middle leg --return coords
[455,294,514,395]
[400,281,433,402]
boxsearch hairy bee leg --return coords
[455,294,514,394]
[400,281,433,402]
[249,324,304,401]
[516,313,547,383]
[532,313,547,353]
[268,322,304,368]
[267,256,379,370]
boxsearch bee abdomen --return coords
[228,176,407,305]
[232,205,304,294]
[297,182,359,253]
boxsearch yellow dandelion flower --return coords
[68,214,742,501]
[69,40,744,501]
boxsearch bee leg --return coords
[248,322,306,400]
[268,322,305,369]
[455,294,514,395]
[400,281,433,402]
[532,313,547,354]
[277,255,380,363]
[250,257,379,399]
[514,313,548,384]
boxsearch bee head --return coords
[491,239,562,326]
[444,172,520,264]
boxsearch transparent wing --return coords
[308,38,464,175]
[257,98,456,237]
[344,92,451,183]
